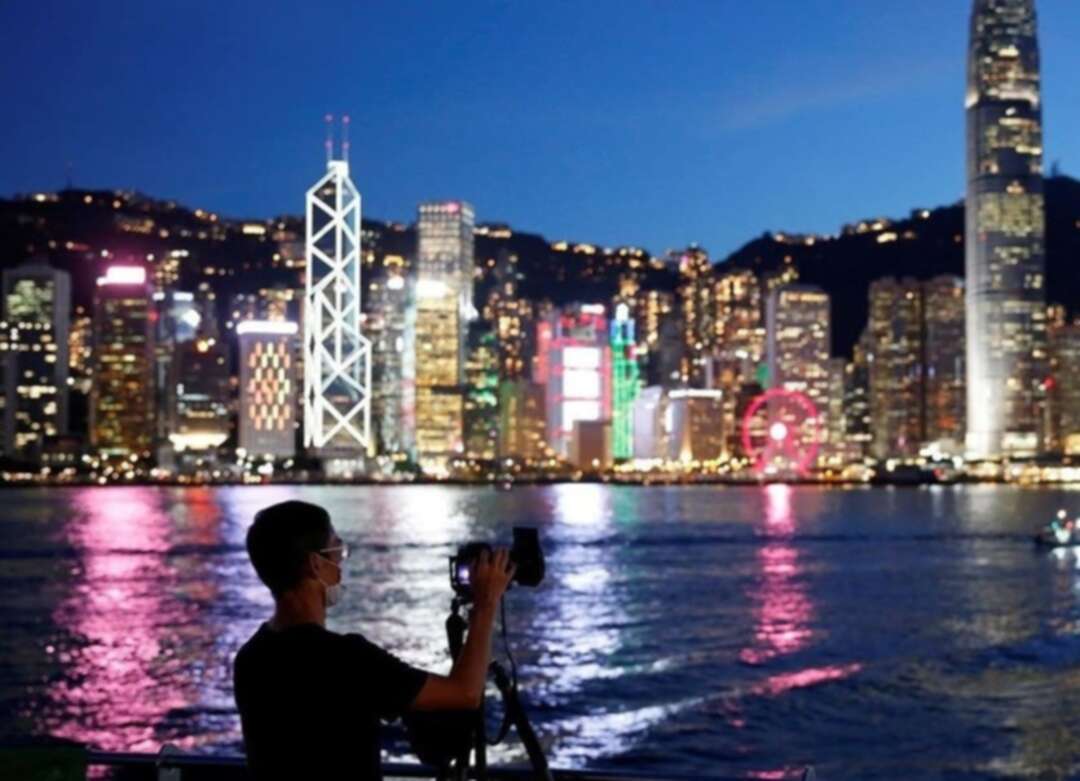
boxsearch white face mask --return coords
[317,555,344,609]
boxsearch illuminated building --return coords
[367,260,413,455]
[843,330,873,461]
[153,290,207,447]
[238,320,298,459]
[1048,319,1080,455]
[497,380,547,461]
[610,303,640,459]
[414,201,475,471]
[966,0,1047,458]
[168,334,230,454]
[766,285,831,462]
[303,145,373,457]
[0,259,70,460]
[464,324,499,461]
[712,269,767,456]
[631,387,724,462]
[536,304,612,459]
[91,265,154,457]
[677,245,713,385]
[924,275,967,450]
[867,277,925,459]
[487,250,530,382]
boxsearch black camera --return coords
[449,527,545,600]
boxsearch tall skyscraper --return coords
[463,322,499,461]
[168,335,231,455]
[924,276,967,450]
[610,303,640,460]
[367,258,413,456]
[238,320,298,459]
[766,286,831,403]
[867,277,925,459]
[1,258,71,460]
[677,245,713,385]
[966,0,1047,458]
[303,150,373,458]
[91,266,154,458]
[414,201,475,472]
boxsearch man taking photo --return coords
[233,500,515,780]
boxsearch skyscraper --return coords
[867,277,925,459]
[366,258,413,456]
[966,0,1047,458]
[91,266,154,458]
[610,303,640,460]
[676,245,713,385]
[414,201,475,472]
[238,320,298,459]
[303,152,373,458]
[1,258,70,460]
[924,275,967,450]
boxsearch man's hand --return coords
[409,548,516,712]
[471,548,516,610]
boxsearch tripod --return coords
[445,596,553,781]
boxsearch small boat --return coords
[1035,510,1078,547]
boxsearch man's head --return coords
[246,500,346,603]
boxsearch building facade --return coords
[91,266,154,458]
[238,320,298,459]
[1,259,71,460]
[965,0,1047,457]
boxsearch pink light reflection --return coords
[739,484,813,666]
[41,487,201,752]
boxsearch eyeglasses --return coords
[319,542,350,562]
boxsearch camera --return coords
[449,527,545,600]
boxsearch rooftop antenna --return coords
[324,113,334,163]
[342,115,351,164]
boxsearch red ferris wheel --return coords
[740,388,823,476]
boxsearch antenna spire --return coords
[342,115,351,163]
[324,113,334,163]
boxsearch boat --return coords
[1035,510,1078,547]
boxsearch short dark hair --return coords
[246,501,333,597]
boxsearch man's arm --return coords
[410,549,514,711]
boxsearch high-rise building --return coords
[630,387,724,463]
[766,285,831,436]
[168,335,231,455]
[1,258,71,460]
[712,269,767,457]
[1048,318,1080,455]
[497,380,547,462]
[464,323,499,461]
[414,201,475,471]
[91,266,154,458]
[536,304,612,459]
[610,303,640,459]
[843,330,873,461]
[367,259,413,456]
[677,245,713,385]
[867,277,925,459]
[303,153,373,458]
[238,320,298,459]
[924,276,967,450]
[965,0,1047,458]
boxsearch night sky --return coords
[4,1,1080,257]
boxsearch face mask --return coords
[317,556,344,609]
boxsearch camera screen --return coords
[455,561,471,585]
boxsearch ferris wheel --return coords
[740,388,823,476]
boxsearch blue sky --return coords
[3,1,1080,257]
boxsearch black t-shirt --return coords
[233,622,428,780]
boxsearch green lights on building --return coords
[610,303,640,459]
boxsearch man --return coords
[233,500,514,779]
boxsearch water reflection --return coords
[740,485,813,666]
[43,488,200,751]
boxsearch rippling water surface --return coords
[3,484,1080,779]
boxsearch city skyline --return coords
[5,3,1080,258]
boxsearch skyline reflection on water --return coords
[2,484,1080,779]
